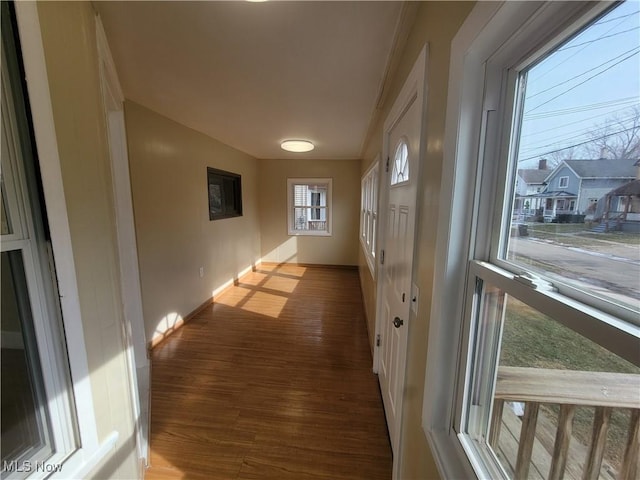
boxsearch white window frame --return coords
[12,3,119,478]
[2,44,78,472]
[559,175,569,188]
[287,178,332,236]
[360,157,379,277]
[421,2,638,479]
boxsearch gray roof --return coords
[563,158,638,178]
[530,191,577,198]
[518,169,548,184]
[608,179,640,196]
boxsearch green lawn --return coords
[500,301,637,373]
[527,223,587,235]
[499,299,639,468]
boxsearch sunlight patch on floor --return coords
[283,265,307,277]
[264,276,299,293]
[151,312,185,347]
[237,272,267,286]
[215,286,251,307]
[146,451,185,479]
[242,291,287,318]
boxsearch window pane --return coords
[391,140,409,186]
[292,207,326,231]
[372,215,377,256]
[468,281,640,479]
[504,2,640,314]
[293,184,327,207]
[1,251,53,467]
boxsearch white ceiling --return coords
[96,1,404,160]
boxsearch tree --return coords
[582,105,640,159]
[532,105,640,166]
[548,146,578,167]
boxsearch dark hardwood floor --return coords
[146,263,392,480]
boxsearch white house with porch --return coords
[514,159,550,217]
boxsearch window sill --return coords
[425,428,478,480]
[287,231,332,237]
[45,431,119,480]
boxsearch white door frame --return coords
[95,15,149,470]
[373,44,428,479]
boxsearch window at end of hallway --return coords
[287,178,332,236]
[360,160,379,276]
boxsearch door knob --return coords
[393,317,404,328]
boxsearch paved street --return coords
[509,236,640,305]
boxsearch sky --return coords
[516,1,640,168]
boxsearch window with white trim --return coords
[559,176,569,188]
[0,4,124,477]
[425,2,640,480]
[287,178,332,236]
[1,8,78,476]
[360,160,379,276]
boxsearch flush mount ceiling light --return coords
[281,140,315,153]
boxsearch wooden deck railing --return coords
[490,366,640,480]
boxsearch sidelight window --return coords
[360,160,379,276]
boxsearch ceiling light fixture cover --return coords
[281,140,315,153]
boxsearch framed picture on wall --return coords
[207,167,242,220]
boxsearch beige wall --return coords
[36,2,139,478]
[258,159,360,266]
[125,101,261,344]
[358,2,475,479]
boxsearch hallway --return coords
[146,264,392,480]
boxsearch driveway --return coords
[509,237,640,304]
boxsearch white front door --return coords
[377,47,426,457]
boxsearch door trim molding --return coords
[374,44,429,480]
[95,13,149,469]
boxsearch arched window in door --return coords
[391,138,409,186]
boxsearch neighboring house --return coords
[293,183,328,230]
[598,179,640,232]
[518,158,637,221]
[514,159,549,216]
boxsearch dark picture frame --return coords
[207,167,242,220]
